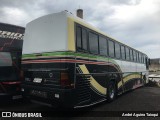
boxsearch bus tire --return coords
[143,75,146,85]
[107,80,116,102]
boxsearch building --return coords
[149,58,160,71]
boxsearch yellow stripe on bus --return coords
[118,81,123,88]
[118,74,141,88]
[79,65,107,95]
[68,18,75,51]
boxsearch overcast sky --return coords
[0,0,159,58]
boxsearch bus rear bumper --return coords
[0,92,22,102]
[21,85,75,108]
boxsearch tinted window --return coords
[99,36,107,56]
[133,50,136,62]
[144,56,146,64]
[143,55,145,63]
[126,47,130,61]
[121,45,126,60]
[89,32,98,54]
[108,40,115,57]
[141,54,144,63]
[130,49,133,61]
[140,54,143,63]
[141,55,143,63]
[139,53,142,63]
[115,42,121,59]
[140,53,142,63]
[82,29,87,50]
[136,52,139,62]
[76,26,82,50]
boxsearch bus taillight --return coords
[2,81,21,85]
[60,72,72,88]
[20,70,24,80]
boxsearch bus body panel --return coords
[23,12,68,54]
[22,51,147,107]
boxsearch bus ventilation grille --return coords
[76,75,91,105]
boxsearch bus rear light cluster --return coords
[16,87,20,91]
[20,70,24,80]
[60,72,72,88]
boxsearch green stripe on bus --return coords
[22,51,117,64]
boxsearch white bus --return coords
[21,11,149,108]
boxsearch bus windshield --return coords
[0,52,12,66]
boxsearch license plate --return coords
[12,95,22,100]
[30,90,47,98]
[33,78,42,83]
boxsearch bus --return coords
[21,11,149,108]
[0,23,24,101]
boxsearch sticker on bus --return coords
[33,78,42,83]
[12,95,22,100]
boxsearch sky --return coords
[0,0,159,58]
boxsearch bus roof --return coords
[23,11,147,56]
[0,22,25,29]
[23,11,69,54]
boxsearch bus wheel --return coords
[143,75,146,85]
[107,81,116,102]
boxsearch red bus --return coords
[0,23,25,101]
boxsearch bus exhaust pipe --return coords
[76,9,83,19]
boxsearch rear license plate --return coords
[30,90,47,98]
[12,95,22,100]
[33,78,42,83]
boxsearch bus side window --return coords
[130,49,134,61]
[141,55,143,63]
[115,42,120,59]
[76,26,82,51]
[139,53,142,63]
[143,55,145,63]
[82,28,88,51]
[143,55,145,64]
[137,52,139,63]
[145,57,149,69]
[89,32,99,54]
[126,47,130,61]
[133,50,136,62]
[121,45,126,60]
[99,36,108,56]
[108,40,115,58]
